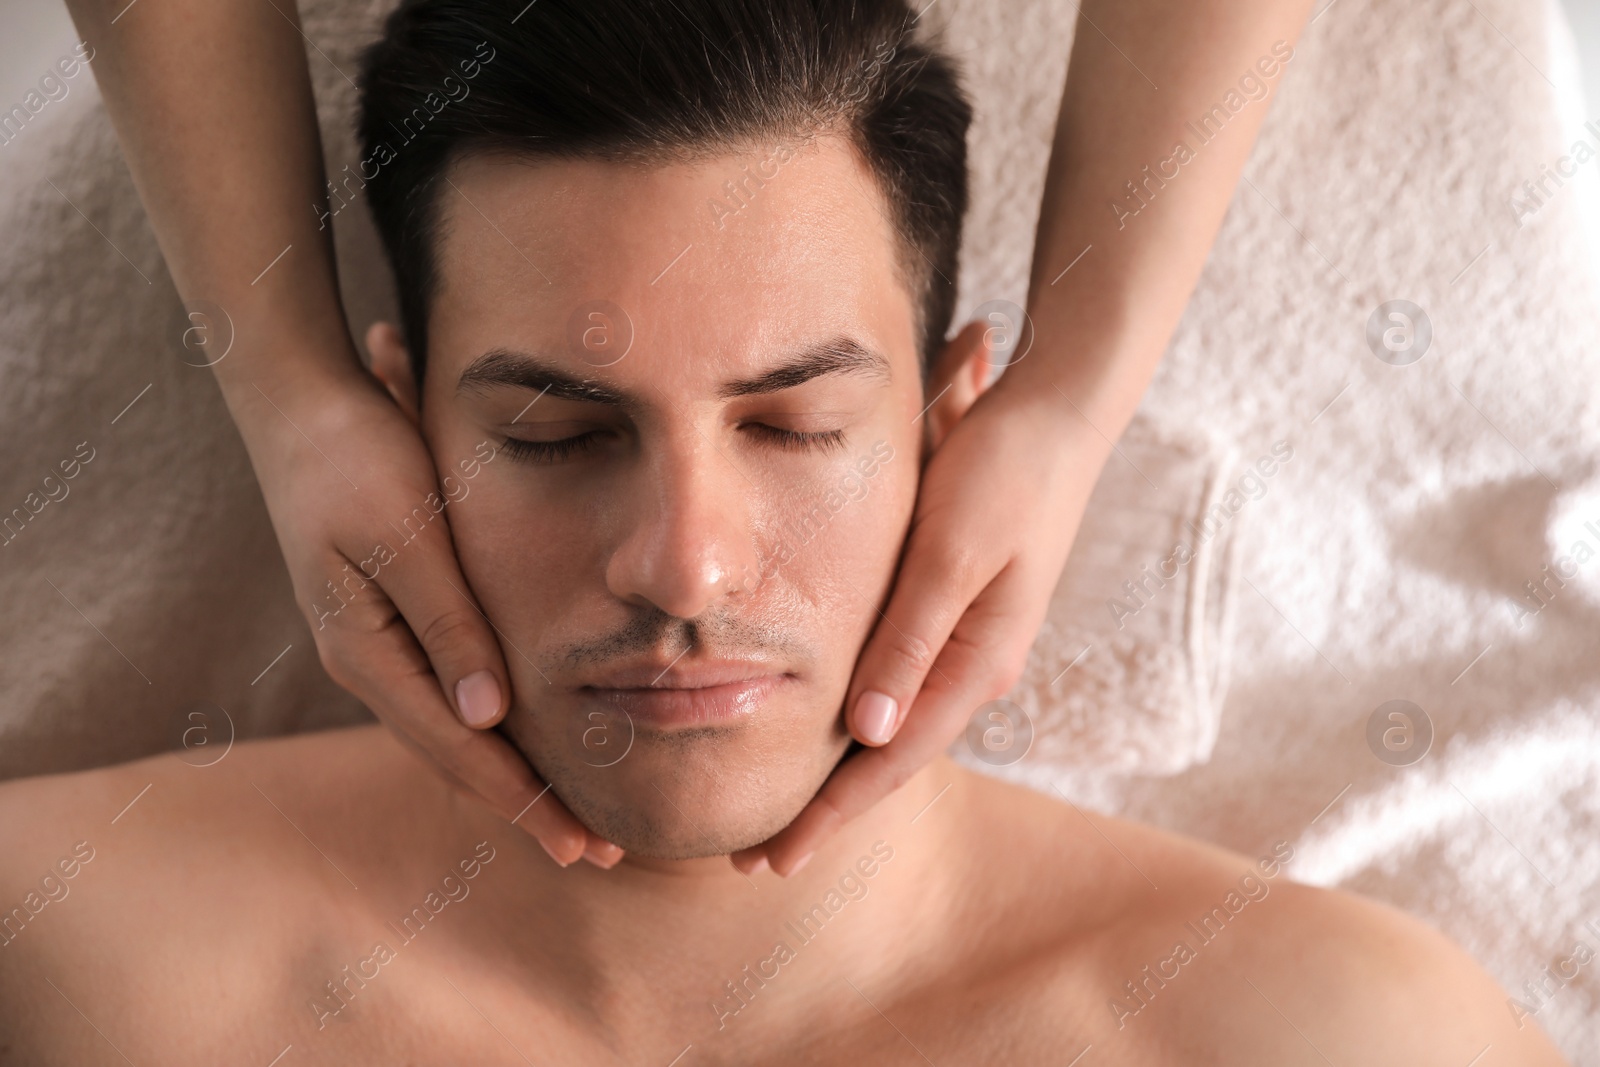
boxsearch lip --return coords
[584,658,788,690]
[582,673,789,729]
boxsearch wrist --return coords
[970,371,1119,484]
[987,295,1163,442]
[216,335,380,456]
[987,358,1123,456]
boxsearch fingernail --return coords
[745,854,770,875]
[784,851,813,877]
[537,838,571,868]
[455,670,502,727]
[583,842,623,869]
[854,690,899,745]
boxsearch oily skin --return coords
[368,136,991,860]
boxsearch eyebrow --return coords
[458,350,630,406]
[716,337,892,399]
[456,335,892,406]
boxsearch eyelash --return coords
[753,425,848,453]
[499,424,848,465]
[499,433,601,464]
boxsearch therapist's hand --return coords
[732,373,1110,876]
[244,365,621,870]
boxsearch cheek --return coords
[752,444,917,671]
[421,411,569,636]
[447,471,589,646]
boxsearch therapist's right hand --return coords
[242,363,621,871]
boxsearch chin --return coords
[507,711,852,859]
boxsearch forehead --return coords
[425,138,919,387]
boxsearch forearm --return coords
[65,0,363,419]
[1003,0,1316,439]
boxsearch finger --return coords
[583,840,625,869]
[843,519,995,748]
[314,590,594,865]
[375,519,514,730]
[383,720,591,867]
[383,686,592,865]
[741,651,983,876]
[741,569,1037,876]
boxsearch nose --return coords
[604,426,762,622]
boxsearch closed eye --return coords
[499,424,848,465]
[744,424,848,453]
[499,431,605,464]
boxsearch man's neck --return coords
[447,756,971,1046]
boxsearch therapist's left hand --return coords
[732,368,1111,876]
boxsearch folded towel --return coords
[965,421,1245,777]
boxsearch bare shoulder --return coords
[1195,877,1572,1065]
[0,725,425,1065]
[941,770,1570,1066]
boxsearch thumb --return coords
[845,531,981,746]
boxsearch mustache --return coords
[547,605,809,672]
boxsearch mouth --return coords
[582,662,793,729]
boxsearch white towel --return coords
[996,421,1245,776]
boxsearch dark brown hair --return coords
[356,0,971,382]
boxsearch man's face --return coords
[415,138,928,859]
